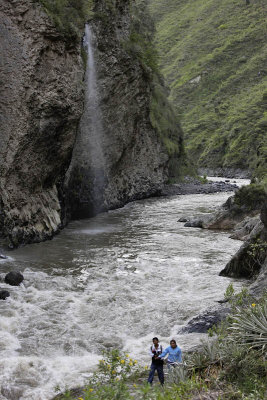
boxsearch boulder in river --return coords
[0,290,10,300]
[178,217,188,222]
[0,254,7,259]
[184,219,203,228]
[4,271,24,286]
[178,305,231,334]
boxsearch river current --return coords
[0,179,249,399]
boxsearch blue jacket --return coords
[158,345,182,363]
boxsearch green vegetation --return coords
[127,0,191,179]
[35,0,94,42]
[56,288,267,400]
[233,183,266,211]
[148,0,267,179]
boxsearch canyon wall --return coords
[0,0,84,246]
[65,0,183,218]
[0,0,184,246]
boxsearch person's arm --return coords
[158,347,169,359]
[177,348,182,363]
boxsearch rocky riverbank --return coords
[178,183,266,334]
[198,168,251,180]
[161,177,239,197]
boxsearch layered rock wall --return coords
[0,0,84,246]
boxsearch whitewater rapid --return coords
[0,181,248,399]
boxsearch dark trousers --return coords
[147,362,164,385]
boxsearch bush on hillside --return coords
[234,183,266,211]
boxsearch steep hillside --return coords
[149,0,267,178]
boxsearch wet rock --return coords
[178,306,231,334]
[0,290,10,300]
[4,271,24,286]
[0,254,7,259]
[217,298,230,304]
[178,217,188,222]
[184,219,203,228]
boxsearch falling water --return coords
[80,24,106,212]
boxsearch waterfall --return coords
[80,24,106,213]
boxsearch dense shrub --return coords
[234,183,266,211]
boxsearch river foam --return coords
[0,189,246,399]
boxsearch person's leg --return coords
[147,363,156,384]
[156,364,164,385]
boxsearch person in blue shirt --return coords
[158,339,182,367]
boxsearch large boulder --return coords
[178,305,231,334]
[4,271,24,286]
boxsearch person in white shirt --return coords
[147,337,164,385]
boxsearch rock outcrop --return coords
[65,0,183,218]
[178,305,231,334]
[220,200,267,286]
[0,0,84,246]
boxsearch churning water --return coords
[0,184,248,399]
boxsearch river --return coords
[0,179,249,399]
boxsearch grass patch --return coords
[127,0,192,180]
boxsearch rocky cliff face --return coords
[65,0,177,218]
[0,0,184,246]
[220,199,267,284]
[0,0,84,246]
